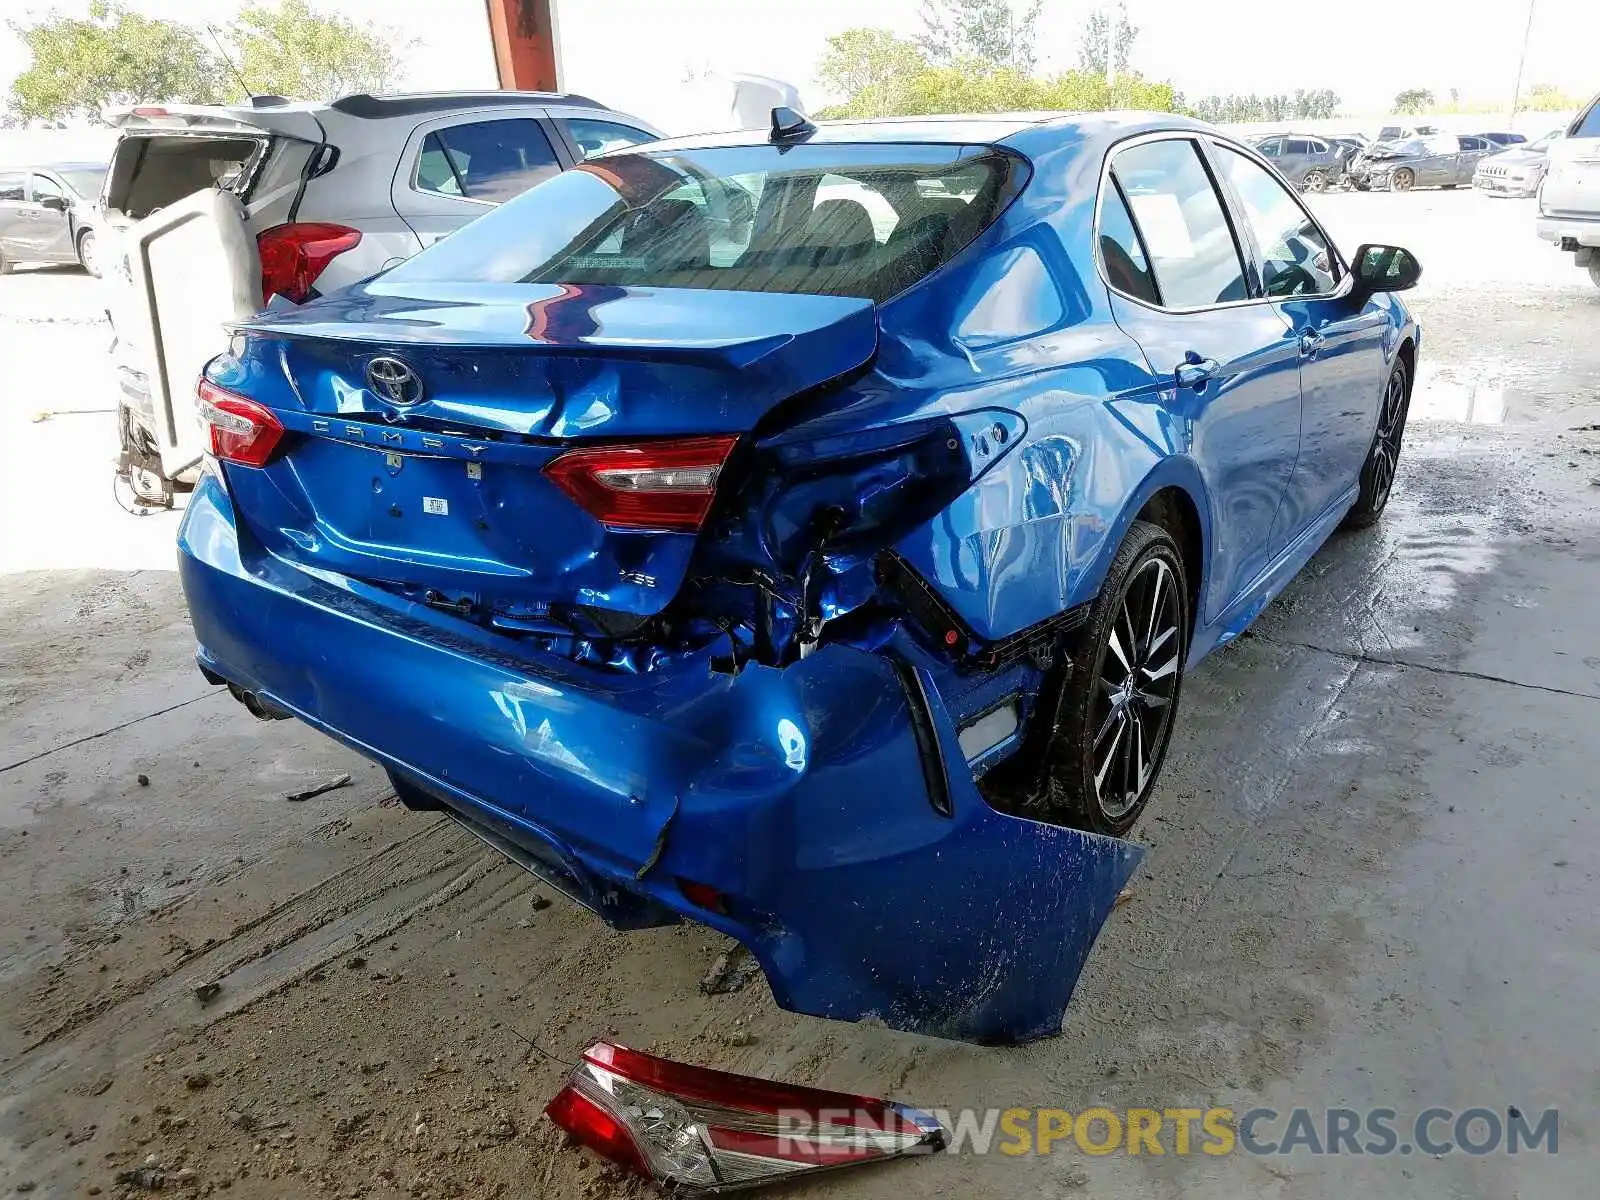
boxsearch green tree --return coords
[1393,87,1435,114]
[917,0,1043,74]
[1524,82,1583,111]
[228,0,401,101]
[1293,87,1340,119]
[816,27,926,116]
[1077,4,1139,76]
[7,1,224,123]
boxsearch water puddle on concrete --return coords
[1410,362,1512,424]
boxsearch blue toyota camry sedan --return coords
[178,110,1420,1044]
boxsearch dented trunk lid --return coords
[219,280,878,629]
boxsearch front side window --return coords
[1108,138,1248,309]
[1257,138,1283,158]
[1216,146,1339,298]
[559,117,656,160]
[31,174,63,203]
[384,143,1022,304]
[414,118,561,204]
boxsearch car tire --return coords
[1391,169,1415,192]
[76,228,101,277]
[1038,520,1189,837]
[1588,259,1600,290]
[1301,169,1327,193]
[1342,356,1411,530]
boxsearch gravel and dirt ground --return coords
[2,189,1598,1199]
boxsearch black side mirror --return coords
[38,194,67,212]
[1351,243,1422,294]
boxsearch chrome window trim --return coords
[1091,128,1351,316]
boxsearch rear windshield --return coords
[106,135,263,220]
[382,142,1023,303]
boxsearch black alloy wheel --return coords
[1041,520,1189,836]
[1342,357,1411,530]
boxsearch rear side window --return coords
[1109,139,1248,309]
[414,118,561,204]
[1571,96,1600,138]
[0,172,24,202]
[1287,139,1311,155]
[384,144,1022,304]
[559,117,656,160]
[1097,181,1159,304]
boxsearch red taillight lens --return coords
[544,435,737,532]
[197,379,285,467]
[545,1041,945,1191]
[256,222,362,305]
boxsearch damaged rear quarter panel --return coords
[651,645,1143,1044]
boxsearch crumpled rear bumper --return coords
[178,471,1142,1043]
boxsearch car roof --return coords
[326,91,605,118]
[639,110,1213,158]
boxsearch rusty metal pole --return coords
[484,0,561,92]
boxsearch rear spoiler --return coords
[104,103,324,143]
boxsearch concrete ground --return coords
[1,189,1598,1199]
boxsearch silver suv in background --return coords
[1537,92,1600,288]
[102,91,660,506]
[0,162,108,276]
[1251,134,1347,192]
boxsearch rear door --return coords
[1099,134,1303,624]
[390,110,570,249]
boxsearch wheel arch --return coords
[1080,457,1213,634]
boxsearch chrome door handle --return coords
[1175,357,1220,388]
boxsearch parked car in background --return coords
[0,162,108,276]
[1252,133,1346,191]
[1475,131,1529,147]
[1374,123,1441,143]
[1537,91,1600,288]
[100,90,661,507]
[176,110,1422,1045]
[1474,132,1562,196]
[1351,134,1491,191]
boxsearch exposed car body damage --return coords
[181,473,1140,1042]
[178,113,1418,1043]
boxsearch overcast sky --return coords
[1,0,1595,122]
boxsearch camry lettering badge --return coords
[366,356,425,406]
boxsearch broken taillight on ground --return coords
[545,1041,946,1191]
